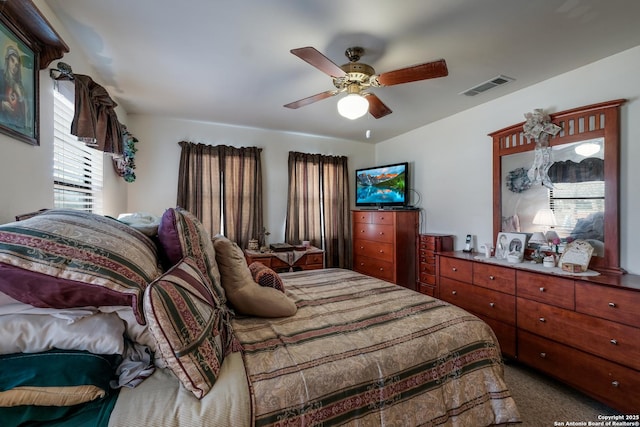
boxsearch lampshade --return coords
[337,94,369,120]
[532,208,557,227]
[545,230,559,242]
[529,232,547,245]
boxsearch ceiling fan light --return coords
[337,94,368,120]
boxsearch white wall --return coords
[376,46,640,274]
[125,115,374,242]
[0,1,129,224]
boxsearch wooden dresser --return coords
[437,251,640,414]
[352,210,418,289]
[417,234,453,297]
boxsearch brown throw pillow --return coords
[212,237,296,318]
[248,262,285,293]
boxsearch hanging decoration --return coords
[523,109,562,189]
[112,126,138,182]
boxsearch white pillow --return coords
[0,312,126,355]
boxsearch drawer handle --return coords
[608,302,617,308]
[489,275,495,280]
[452,267,458,272]
[611,381,620,387]
[539,352,546,358]
[610,339,618,345]
[489,302,495,308]
[539,317,546,323]
[359,246,364,249]
[451,290,457,295]
[379,268,384,271]
[379,250,384,253]
[379,232,384,236]
[539,287,545,292]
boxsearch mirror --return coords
[490,100,626,274]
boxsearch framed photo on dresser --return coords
[495,232,528,259]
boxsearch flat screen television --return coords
[355,162,409,208]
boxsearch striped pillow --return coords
[0,209,162,324]
[143,257,234,399]
[157,208,226,303]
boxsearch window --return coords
[53,86,103,214]
[548,181,605,237]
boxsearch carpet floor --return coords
[503,361,622,426]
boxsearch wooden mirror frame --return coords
[489,99,626,275]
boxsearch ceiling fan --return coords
[284,46,448,120]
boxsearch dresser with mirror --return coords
[437,100,640,414]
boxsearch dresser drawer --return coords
[353,255,394,282]
[518,330,640,414]
[517,297,640,370]
[353,211,372,224]
[370,212,395,225]
[419,272,436,285]
[417,283,435,297]
[419,261,436,276]
[473,263,515,295]
[419,235,436,251]
[576,282,640,328]
[440,277,515,325]
[516,271,575,310]
[304,252,324,266]
[353,240,394,262]
[418,250,435,265]
[475,313,516,357]
[353,223,395,244]
[439,256,473,283]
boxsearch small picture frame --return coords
[0,15,39,145]
[495,232,528,260]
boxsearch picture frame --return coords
[495,232,528,260]
[0,15,39,145]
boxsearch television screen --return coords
[355,162,409,208]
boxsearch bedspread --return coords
[232,268,520,426]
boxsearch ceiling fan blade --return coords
[284,90,337,109]
[377,59,448,86]
[366,93,392,119]
[290,47,347,78]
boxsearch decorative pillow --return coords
[0,350,119,407]
[143,257,234,399]
[213,236,296,318]
[0,312,126,355]
[157,208,225,303]
[248,262,285,293]
[0,209,163,324]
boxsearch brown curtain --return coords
[177,142,263,248]
[285,152,351,268]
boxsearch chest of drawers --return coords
[416,234,453,296]
[352,210,418,289]
[437,251,640,414]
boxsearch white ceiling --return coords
[44,0,640,143]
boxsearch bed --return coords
[0,209,520,426]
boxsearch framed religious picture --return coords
[0,16,39,145]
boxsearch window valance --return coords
[50,62,123,156]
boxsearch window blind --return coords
[53,87,104,214]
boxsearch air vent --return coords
[460,75,515,96]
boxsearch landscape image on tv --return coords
[356,164,406,205]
